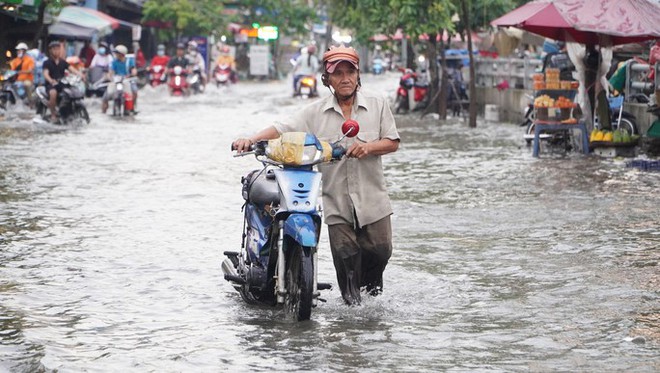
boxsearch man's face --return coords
[176,48,184,57]
[115,53,125,61]
[49,45,61,58]
[328,61,359,97]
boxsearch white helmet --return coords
[114,44,128,55]
[15,42,28,50]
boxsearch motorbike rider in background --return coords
[151,44,170,69]
[101,44,138,115]
[9,42,36,105]
[215,45,238,84]
[291,44,319,95]
[186,40,207,90]
[166,43,191,96]
[233,45,400,306]
[89,42,113,70]
[43,41,84,123]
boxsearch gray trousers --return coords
[328,216,393,305]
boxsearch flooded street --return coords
[1,73,659,372]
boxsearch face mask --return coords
[99,47,106,55]
[158,50,164,56]
[16,51,24,58]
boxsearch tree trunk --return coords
[32,0,47,48]
[438,29,448,120]
[423,33,439,115]
[461,0,478,128]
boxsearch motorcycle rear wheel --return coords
[613,117,638,135]
[394,95,406,114]
[284,246,314,321]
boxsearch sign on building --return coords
[249,45,270,76]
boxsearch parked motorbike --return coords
[0,70,31,110]
[294,75,317,98]
[394,69,429,114]
[110,76,136,117]
[168,66,187,96]
[213,63,232,87]
[224,121,360,321]
[148,64,167,87]
[187,66,204,94]
[597,94,638,135]
[35,74,89,124]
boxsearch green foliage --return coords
[327,0,455,43]
[142,0,227,37]
[240,0,318,37]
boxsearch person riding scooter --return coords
[9,42,35,105]
[291,44,319,96]
[214,45,237,84]
[102,44,138,115]
[186,40,206,91]
[166,43,190,96]
[43,41,84,123]
[149,44,170,86]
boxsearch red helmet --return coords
[307,44,317,54]
[322,45,359,73]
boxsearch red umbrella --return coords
[491,0,660,45]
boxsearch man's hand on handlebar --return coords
[232,138,254,153]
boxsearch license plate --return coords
[301,87,310,94]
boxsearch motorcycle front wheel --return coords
[284,246,314,321]
[78,106,90,124]
[394,95,405,114]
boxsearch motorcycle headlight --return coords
[301,77,315,86]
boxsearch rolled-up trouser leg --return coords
[328,224,362,305]
[328,216,393,304]
[356,216,392,296]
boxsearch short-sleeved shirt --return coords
[168,56,189,69]
[274,90,400,228]
[110,58,135,77]
[43,58,69,82]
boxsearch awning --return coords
[51,6,137,37]
[48,22,97,40]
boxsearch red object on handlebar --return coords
[341,120,359,138]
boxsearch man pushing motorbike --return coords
[233,45,400,305]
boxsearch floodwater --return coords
[1,73,658,372]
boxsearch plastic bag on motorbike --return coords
[266,132,332,166]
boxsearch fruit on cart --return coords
[555,96,576,108]
[602,131,613,142]
[613,129,623,143]
[534,94,555,108]
[591,129,604,142]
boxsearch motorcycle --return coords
[148,64,167,87]
[0,70,31,110]
[35,74,89,124]
[213,63,232,87]
[168,66,187,96]
[110,76,136,117]
[187,65,204,94]
[86,66,109,98]
[294,75,317,98]
[372,58,384,75]
[394,69,429,114]
[596,94,638,135]
[224,121,360,321]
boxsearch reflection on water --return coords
[1,76,659,371]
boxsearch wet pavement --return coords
[1,73,659,372]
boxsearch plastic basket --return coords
[626,160,660,171]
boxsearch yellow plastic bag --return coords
[267,132,332,165]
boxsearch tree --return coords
[327,0,456,119]
[459,0,478,127]
[33,0,64,46]
[142,0,228,43]
[238,0,318,77]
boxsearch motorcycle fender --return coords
[283,214,318,247]
[397,87,408,97]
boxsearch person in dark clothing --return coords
[165,43,190,95]
[43,41,83,122]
